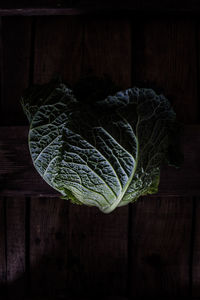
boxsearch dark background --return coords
[0,1,200,299]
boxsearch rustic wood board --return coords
[191,20,200,296]
[6,197,26,299]
[1,1,200,15]
[132,18,198,123]
[67,204,128,296]
[33,16,83,85]
[0,125,199,197]
[191,197,199,298]
[0,17,32,125]
[0,16,31,299]
[0,15,199,300]
[129,18,197,297]
[82,17,131,88]
[0,197,27,299]
[30,197,68,297]
[0,197,6,298]
[129,196,193,297]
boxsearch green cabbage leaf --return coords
[22,81,177,213]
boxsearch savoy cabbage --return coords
[21,79,177,213]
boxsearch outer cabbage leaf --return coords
[22,82,176,213]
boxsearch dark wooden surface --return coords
[0,17,32,125]
[30,197,69,297]
[132,18,198,123]
[129,17,198,299]
[0,198,6,298]
[6,197,26,299]
[0,14,200,300]
[130,196,193,297]
[1,1,200,15]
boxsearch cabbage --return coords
[21,80,177,213]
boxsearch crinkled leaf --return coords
[22,82,177,213]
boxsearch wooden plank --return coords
[1,1,200,15]
[129,19,197,297]
[30,198,68,297]
[192,197,200,297]
[192,19,200,296]
[130,197,193,297]
[29,16,83,298]
[0,126,41,196]
[158,125,200,195]
[0,16,28,299]
[33,16,83,85]
[0,0,62,8]
[25,297,128,300]
[82,18,131,88]
[6,197,26,299]
[190,198,200,299]
[0,17,32,125]
[67,205,128,296]
[0,197,6,298]
[0,125,199,197]
[65,18,130,297]
[133,19,198,123]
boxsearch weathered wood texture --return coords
[6,198,26,299]
[0,125,199,197]
[0,198,6,298]
[33,16,131,87]
[0,15,200,300]
[0,17,32,125]
[67,205,128,296]
[0,16,31,300]
[1,1,200,15]
[128,19,197,298]
[30,198,68,297]
[130,197,193,297]
[192,20,200,294]
[192,198,200,298]
[82,18,131,88]
[33,16,83,85]
[132,19,198,123]
[0,198,27,299]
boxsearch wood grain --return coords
[82,17,131,88]
[192,197,200,297]
[6,197,26,299]
[130,196,193,297]
[0,125,199,197]
[33,16,83,85]
[30,198,68,297]
[0,197,6,298]
[0,17,32,125]
[29,16,83,298]
[0,14,199,299]
[129,19,197,297]
[0,0,63,8]
[191,20,200,297]
[132,19,198,123]
[1,1,200,15]
[67,205,128,296]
